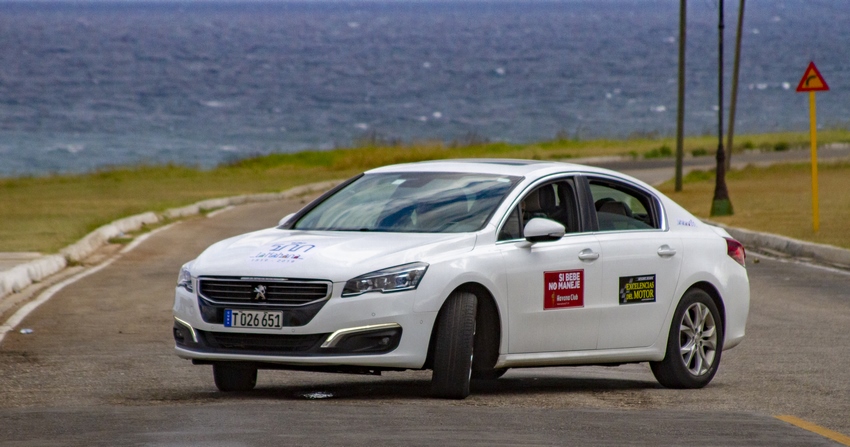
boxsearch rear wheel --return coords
[651,289,723,389]
[213,363,258,392]
[431,291,477,399]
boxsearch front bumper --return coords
[173,285,437,369]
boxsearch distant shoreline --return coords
[2,128,850,255]
[3,0,846,178]
[3,129,848,181]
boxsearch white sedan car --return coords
[173,159,749,398]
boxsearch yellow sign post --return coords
[796,62,829,232]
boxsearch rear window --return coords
[588,179,661,231]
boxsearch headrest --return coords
[537,186,556,209]
[598,200,629,216]
[524,189,543,213]
[525,186,556,213]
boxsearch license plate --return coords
[224,309,284,329]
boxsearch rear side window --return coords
[588,178,661,231]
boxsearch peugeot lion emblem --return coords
[253,284,267,301]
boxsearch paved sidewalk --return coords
[0,181,340,309]
[2,151,849,323]
[602,146,850,270]
[591,142,850,186]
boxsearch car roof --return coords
[364,158,628,181]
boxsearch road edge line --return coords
[0,180,341,302]
[775,415,850,446]
[0,223,177,345]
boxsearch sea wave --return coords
[0,0,847,177]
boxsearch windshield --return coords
[294,172,521,233]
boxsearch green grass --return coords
[658,161,850,250]
[0,165,350,252]
[3,129,850,253]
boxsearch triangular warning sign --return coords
[796,62,829,92]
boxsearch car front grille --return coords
[198,277,331,307]
[197,330,327,353]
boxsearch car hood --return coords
[191,228,477,282]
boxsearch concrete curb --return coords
[709,222,850,270]
[0,180,339,300]
[60,212,160,263]
[2,177,848,300]
[0,255,67,299]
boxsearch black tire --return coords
[431,291,477,399]
[650,288,724,389]
[213,363,258,392]
[471,294,506,381]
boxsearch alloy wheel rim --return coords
[678,302,717,376]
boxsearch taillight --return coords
[725,237,746,267]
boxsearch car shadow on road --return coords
[473,376,660,396]
[139,373,661,406]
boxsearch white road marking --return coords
[749,249,850,276]
[0,223,178,345]
[206,206,235,219]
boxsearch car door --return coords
[498,179,603,354]
[585,176,683,350]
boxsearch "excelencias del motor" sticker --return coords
[619,274,656,304]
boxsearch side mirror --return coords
[524,218,565,243]
[278,213,295,227]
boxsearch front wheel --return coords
[650,289,723,389]
[431,291,477,399]
[213,363,258,392]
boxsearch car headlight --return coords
[342,262,429,297]
[177,261,195,293]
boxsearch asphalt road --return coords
[0,194,848,446]
[602,143,850,185]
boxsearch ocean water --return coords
[0,0,848,177]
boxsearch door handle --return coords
[578,249,600,261]
[657,245,677,257]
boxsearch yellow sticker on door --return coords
[619,275,656,304]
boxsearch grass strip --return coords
[2,130,850,253]
[658,160,850,250]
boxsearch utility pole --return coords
[726,0,746,172]
[674,0,686,192]
[711,0,734,216]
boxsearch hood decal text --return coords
[250,241,316,263]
